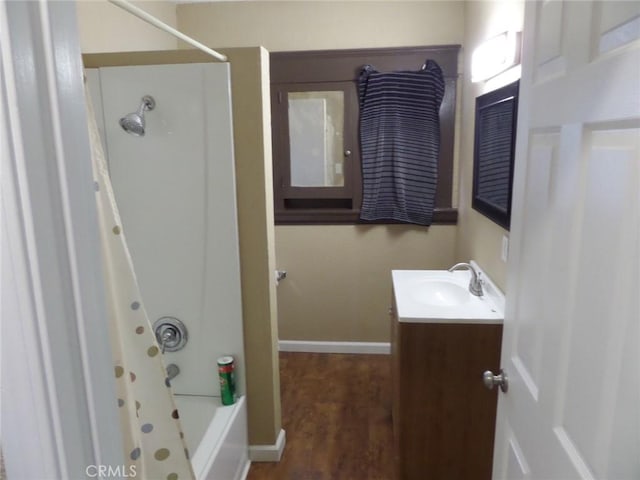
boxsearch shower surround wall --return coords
[87,63,246,399]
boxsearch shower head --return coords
[119,95,156,137]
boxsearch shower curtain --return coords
[85,89,195,480]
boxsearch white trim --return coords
[107,0,227,62]
[248,429,286,462]
[39,2,105,462]
[278,340,391,355]
[1,2,123,478]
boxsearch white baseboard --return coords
[248,428,286,462]
[278,340,391,355]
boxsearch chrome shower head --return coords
[119,95,156,137]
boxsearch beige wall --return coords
[276,225,457,341]
[75,0,177,53]
[177,1,464,52]
[178,1,465,343]
[456,0,524,292]
[222,47,282,447]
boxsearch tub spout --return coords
[166,363,180,381]
[448,262,484,297]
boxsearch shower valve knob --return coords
[153,317,188,353]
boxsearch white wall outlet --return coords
[501,235,509,262]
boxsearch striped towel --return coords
[358,60,445,225]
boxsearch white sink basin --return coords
[410,280,471,307]
[392,266,504,324]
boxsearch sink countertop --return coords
[392,264,504,324]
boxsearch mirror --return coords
[288,91,345,187]
[472,80,519,230]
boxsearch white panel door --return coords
[493,1,640,479]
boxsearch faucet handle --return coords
[469,270,484,297]
[448,262,484,297]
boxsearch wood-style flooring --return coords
[247,352,394,480]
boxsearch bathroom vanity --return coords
[390,266,503,479]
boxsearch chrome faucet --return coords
[448,262,484,297]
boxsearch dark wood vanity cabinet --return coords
[390,299,503,480]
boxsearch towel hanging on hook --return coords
[357,59,445,226]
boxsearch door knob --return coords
[483,369,508,393]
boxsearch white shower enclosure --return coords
[87,63,248,478]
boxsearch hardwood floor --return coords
[247,352,394,480]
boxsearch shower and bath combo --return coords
[119,95,155,136]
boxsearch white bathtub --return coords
[174,394,249,480]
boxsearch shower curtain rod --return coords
[107,0,228,62]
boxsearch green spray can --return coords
[217,356,236,405]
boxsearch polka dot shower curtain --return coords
[85,89,195,480]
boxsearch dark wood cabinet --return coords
[270,46,460,224]
[390,296,503,479]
